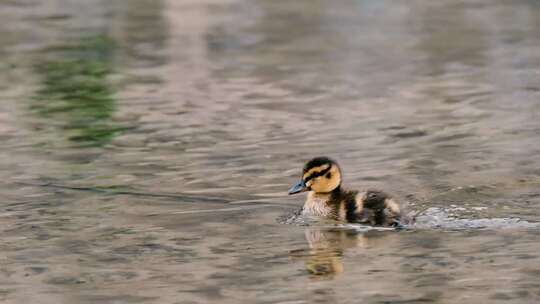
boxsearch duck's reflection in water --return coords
[291,226,400,279]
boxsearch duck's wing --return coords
[382,198,403,226]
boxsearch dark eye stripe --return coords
[304,165,332,182]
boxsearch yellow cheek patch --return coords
[303,164,330,180]
[309,166,341,193]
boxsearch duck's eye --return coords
[326,172,332,179]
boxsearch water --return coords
[1,0,540,303]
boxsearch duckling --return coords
[288,157,406,227]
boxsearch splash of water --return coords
[413,207,540,230]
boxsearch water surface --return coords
[1,0,540,303]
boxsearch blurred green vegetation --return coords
[32,35,126,147]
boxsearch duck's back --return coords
[335,189,403,227]
[301,187,407,227]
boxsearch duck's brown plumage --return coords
[289,157,408,227]
[303,187,402,226]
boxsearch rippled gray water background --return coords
[1,0,540,303]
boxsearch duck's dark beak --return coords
[288,180,308,195]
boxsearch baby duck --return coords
[288,157,405,227]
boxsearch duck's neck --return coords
[312,185,343,200]
[302,186,343,217]
[330,185,343,198]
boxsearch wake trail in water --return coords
[280,207,540,231]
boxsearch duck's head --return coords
[288,157,342,195]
